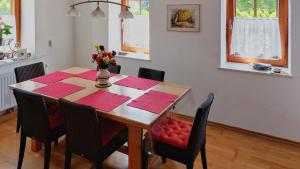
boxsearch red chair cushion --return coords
[47,105,64,129]
[151,117,192,150]
[101,119,126,145]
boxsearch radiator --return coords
[0,72,16,112]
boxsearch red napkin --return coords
[31,71,73,85]
[33,82,85,99]
[75,70,116,81]
[114,76,160,90]
[128,90,178,114]
[75,90,131,112]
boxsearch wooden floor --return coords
[0,116,300,169]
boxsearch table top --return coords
[9,67,191,129]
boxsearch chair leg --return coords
[186,162,194,169]
[142,149,148,169]
[200,147,207,169]
[16,112,21,133]
[64,149,72,169]
[44,142,52,169]
[17,132,26,169]
[161,156,167,163]
[96,161,103,169]
[54,139,59,146]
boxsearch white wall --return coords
[74,0,300,142]
[74,3,109,68]
[34,0,75,72]
[19,0,75,73]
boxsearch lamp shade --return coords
[67,6,80,17]
[119,8,134,19]
[91,6,105,18]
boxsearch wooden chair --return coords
[108,64,121,74]
[13,89,65,169]
[59,99,128,169]
[14,62,45,133]
[143,93,214,169]
[138,67,165,82]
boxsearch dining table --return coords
[9,67,191,169]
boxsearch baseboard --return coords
[174,113,300,147]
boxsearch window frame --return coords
[226,0,288,67]
[121,0,149,54]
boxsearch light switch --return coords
[48,40,52,47]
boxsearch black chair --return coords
[14,62,45,133]
[13,89,65,169]
[59,99,128,169]
[138,67,165,82]
[108,64,121,74]
[143,93,214,169]
[14,62,45,83]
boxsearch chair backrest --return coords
[59,99,102,161]
[138,67,165,82]
[187,93,214,157]
[108,64,121,74]
[13,89,50,141]
[14,62,45,83]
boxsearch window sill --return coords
[117,51,151,61]
[219,62,292,77]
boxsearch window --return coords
[0,0,21,43]
[226,0,288,67]
[121,0,149,54]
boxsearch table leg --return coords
[128,126,142,169]
[31,139,42,152]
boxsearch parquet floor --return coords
[0,116,299,169]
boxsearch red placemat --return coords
[128,90,178,114]
[75,90,131,112]
[33,82,85,99]
[75,70,117,81]
[31,71,73,85]
[114,76,160,90]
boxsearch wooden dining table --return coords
[9,67,191,169]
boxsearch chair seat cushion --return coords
[101,119,126,145]
[47,105,64,129]
[151,117,192,150]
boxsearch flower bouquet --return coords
[91,43,117,88]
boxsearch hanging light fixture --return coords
[67,6,80,17]
[91,2,105,18]
[119,7,134,19]
[67,0,133,19]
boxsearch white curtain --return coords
[230,17,281,59]
[123,15,149,49]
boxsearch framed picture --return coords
[167,4,200,32]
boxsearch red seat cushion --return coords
[47,105,64,129]
[151,117,192,150]
[101,119,126,145]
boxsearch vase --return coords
[95,68,111,88]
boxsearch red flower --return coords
[95,57,102,63]
[92,54,98,60]
[107,52,113,59]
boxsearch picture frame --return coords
[167,4,200,32]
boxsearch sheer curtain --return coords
[230,17,281,59]
[123,15,149,49]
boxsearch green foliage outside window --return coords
[236,0,277,18]
[129,0,149,16]
[0,0,12,15]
